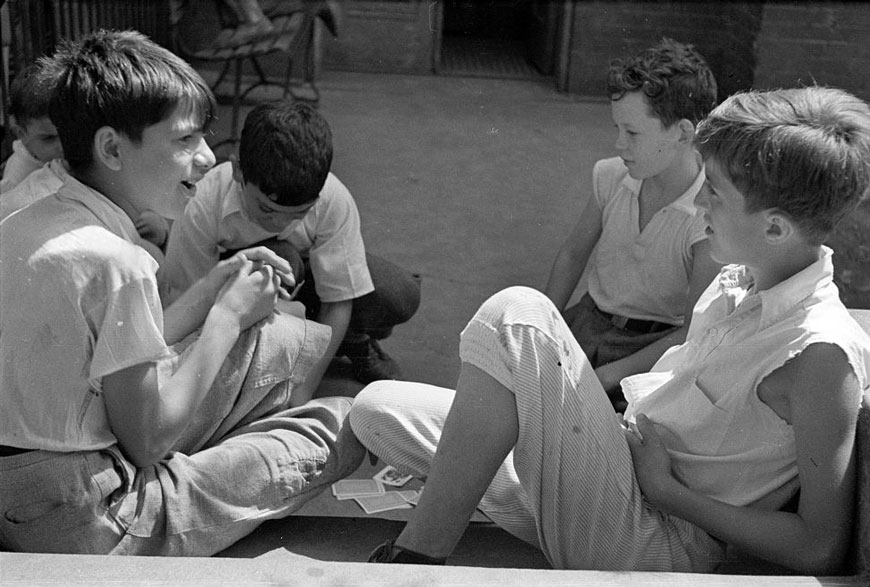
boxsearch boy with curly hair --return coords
[545,38,721,408]
[352,85,870,575]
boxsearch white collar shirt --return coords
[623,247,870,506]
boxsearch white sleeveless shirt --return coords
[623,247,870,506]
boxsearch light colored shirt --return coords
[0,174,171,451]
[586,156,708,324]
[0,158,66,222]
[623,247,870,506]
[163,162,373,303]
[0,139,44,194]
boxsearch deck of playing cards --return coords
[330,468,422,514]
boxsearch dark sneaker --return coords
[368,539,446,565]
[341,339,401,384]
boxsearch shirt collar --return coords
[718,246,835,328]
[223,177,247,222]
[12,139,41,166]
[57,173,147,246]
[670,160,706,215]
[619,154,705,215]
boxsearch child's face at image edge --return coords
[694,157,769,266]
[240,182,316,233]
[17,116,63,164]
[610,91,684,181]
[116,104,216,220]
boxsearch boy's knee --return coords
[366,270,421,325]
[348,381,407,441]
[349,382,392,422]
[385,277,421,324]
[476,286,555,326]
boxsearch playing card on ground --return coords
[397,489,421,505]
[354,491,414,514]
[373,465,414,487]
[331,478,385,500]
[403,487,424,505]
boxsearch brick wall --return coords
[564,1,762,102]
[752,3,870,308]
[753,2,870,101]
[320,1,433,74]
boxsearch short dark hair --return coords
[8,63,54,127]
[607,38,717,126]
[45,29,217,173]
[239,101,333,206]
[696,86,870,245]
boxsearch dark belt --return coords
[598,308,674,335]
[0,445,34,457]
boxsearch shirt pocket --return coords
[656,376,732,456]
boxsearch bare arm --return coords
[102,259,281,467]
[288,299,351,407]
[162,246,293,345]
[627,343,861,574]
[544,195,603,312]
[595,239,721,392]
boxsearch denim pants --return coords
[226,238,421,342]
[0,312,365,556]
[350,287,723,572]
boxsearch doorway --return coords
[433,0,563,81]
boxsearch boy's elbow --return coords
[794,537,851,576]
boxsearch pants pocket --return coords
[0,450,125,553]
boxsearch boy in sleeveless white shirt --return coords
[350,86,870,575]
[0,30,363,555]
[545,39,722,408]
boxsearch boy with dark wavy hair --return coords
[164,101,420,394]
[545,38,721,409]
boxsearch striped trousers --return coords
[350,286,723,572]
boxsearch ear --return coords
[763,210,796,245]
[93,126,123,171]
[676,118,695,144]
[230,155,244,184]
[8,114,22,135]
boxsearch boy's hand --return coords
[624,414,681,508]
[135,209,171,248]
[232,247,296,293]
[208,247,297,299]
[212,257,281,331]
